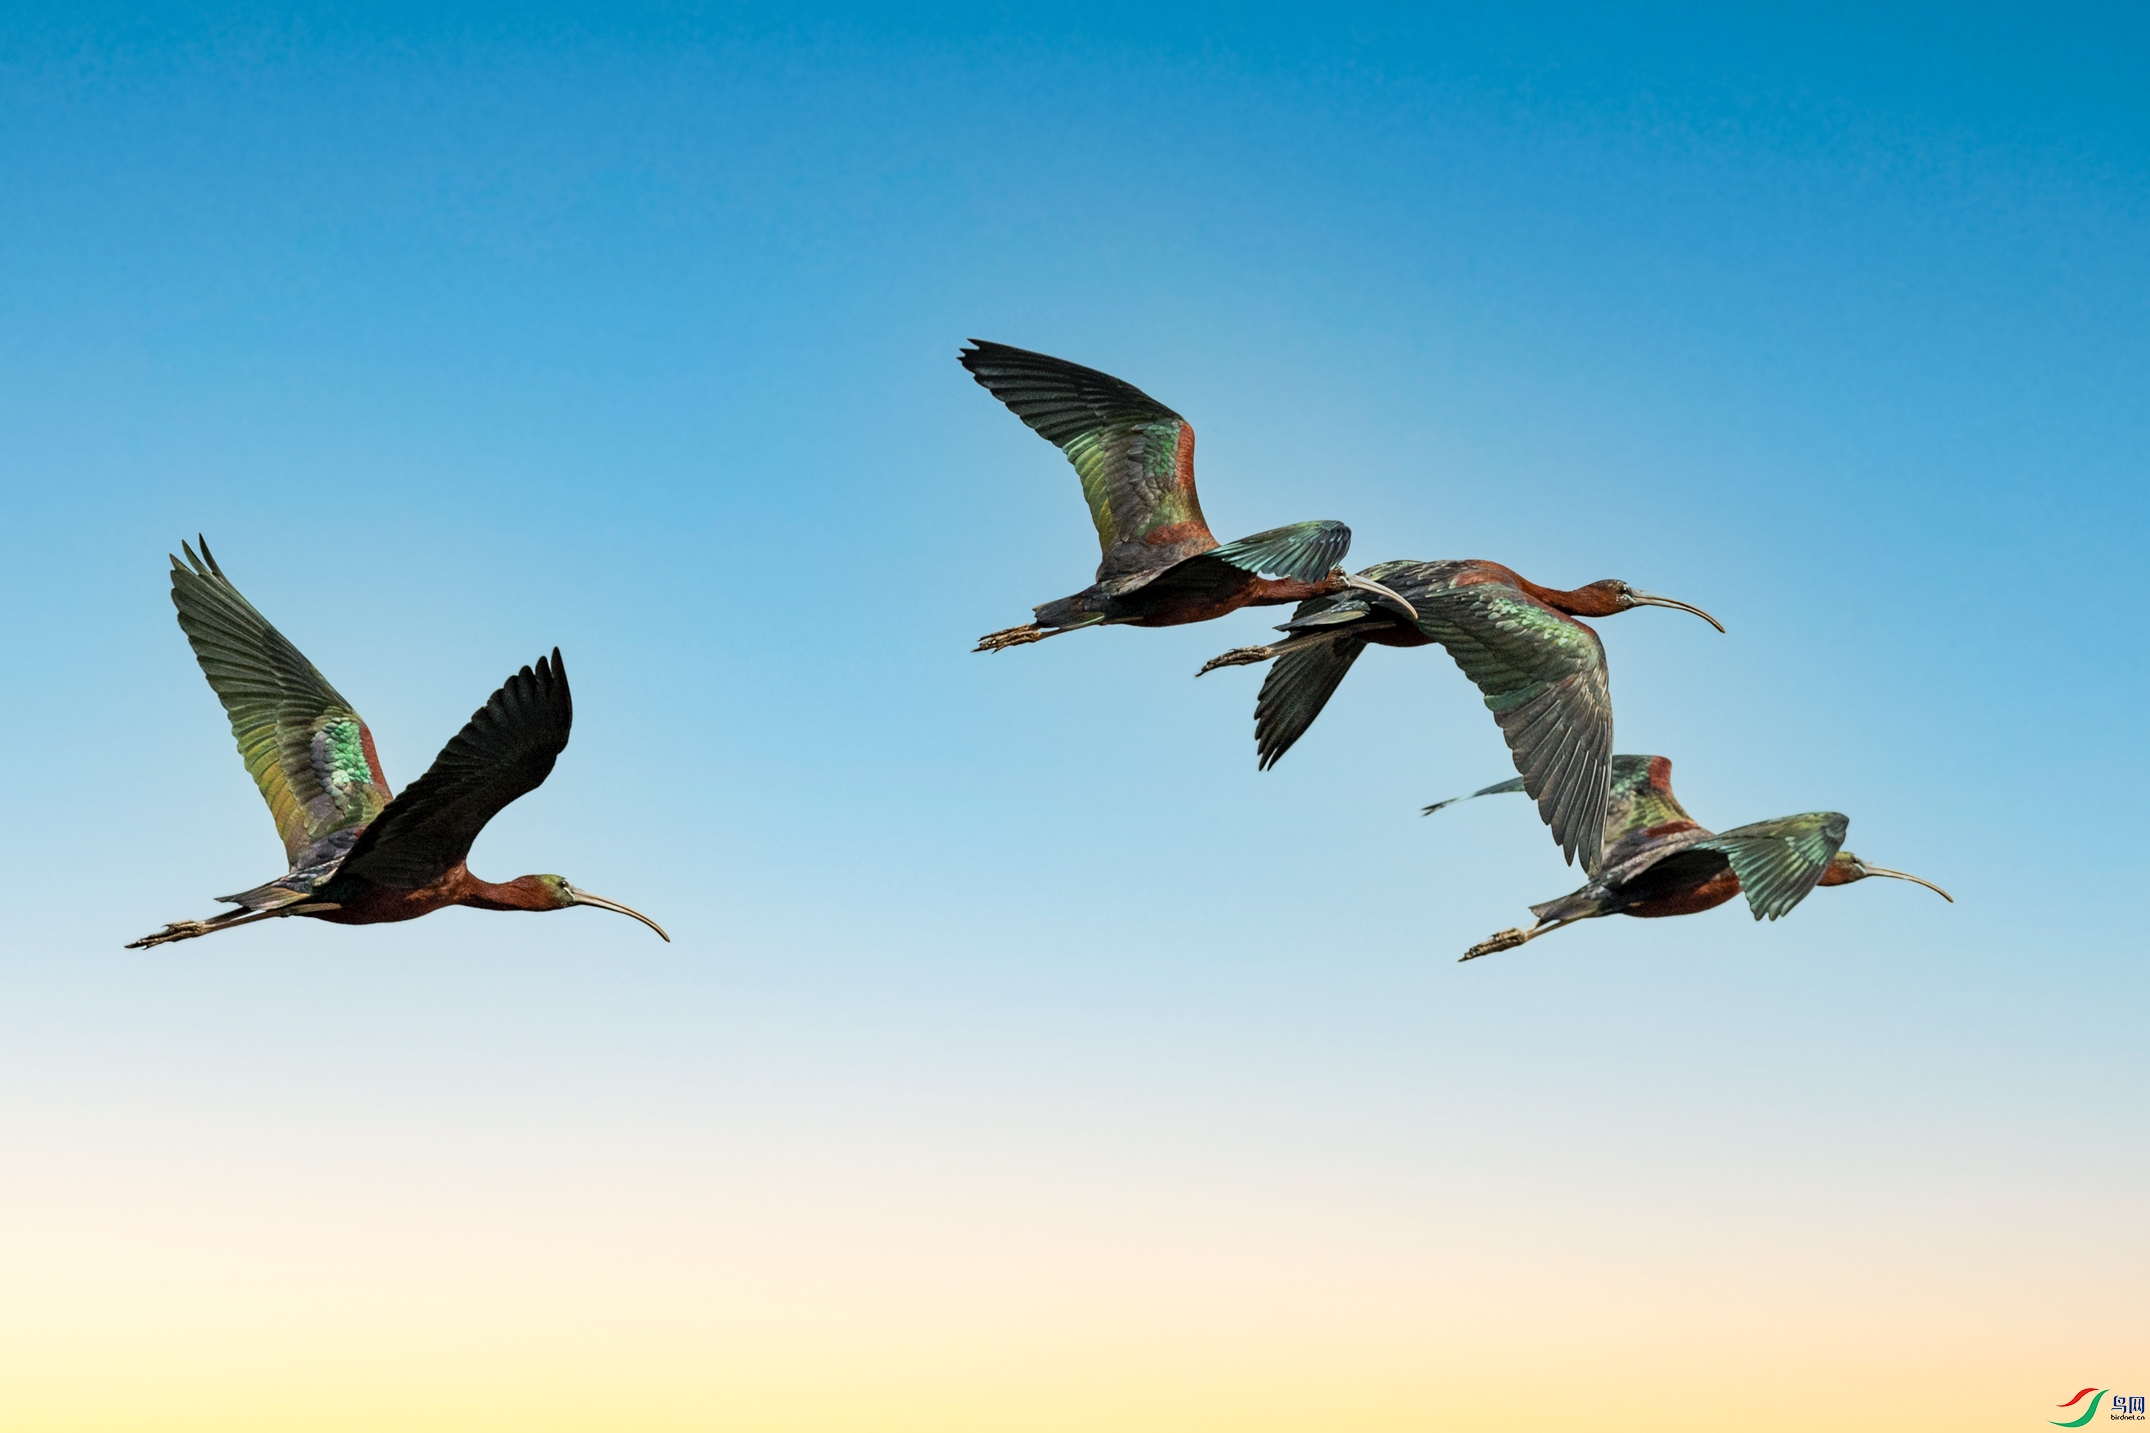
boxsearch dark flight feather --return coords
[1421,774,1530,815]
[1427,755,1682,826]
[1254,637,1370,771]
[337,651,574,891]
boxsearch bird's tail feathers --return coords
[1527,889,1604,925]
[215,871,331,914]
[1030,596,1110,630]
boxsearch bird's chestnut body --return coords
[310,864,574,926]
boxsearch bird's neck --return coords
[1449,560,1614,616]
[1815,858,1862,888]
[1512,573,1618,617]
[1244,575,1332,606]
[1454,560,1585,612]
[450,868,559,912]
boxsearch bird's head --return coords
[1817,851,1953,902]
[518,874,672,940]
[1563,579,1725,631]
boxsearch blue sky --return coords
[2,5,2144,1427]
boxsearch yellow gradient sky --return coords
[3,1036,2141,1431]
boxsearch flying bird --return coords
[959,340,1417,651]
[128,540,668,949]
[1197,559,1722,865]
[1424,753,1951,960]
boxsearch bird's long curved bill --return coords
[569,888,672,941]
[1629,591,1726,632]
[1860,866,1954,903]
[1343,575,1419,620]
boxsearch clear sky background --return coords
[2,4,2144,1429]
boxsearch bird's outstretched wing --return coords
[1692,812,1850,920]
[960,340,1220,584]
[1205,520,1353,585]
[1254,637,1369,770]
[335,651,572,891]
[1415,585,1613,868]
[168,538,392,867]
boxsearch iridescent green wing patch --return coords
[169,539,392,866]
[1604,755,1697,840]
[306,716,388,831]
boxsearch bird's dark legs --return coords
[1459,918,1576,962]
[125,905,316,949]
[973,615,1105,653]
[126,907,278,948]
[1196,644,1275,674]
[1196,628,1349,677]
[975,622,1048,652]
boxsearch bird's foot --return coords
[1196,645,1278,677]
[126,920,213,950]
[1460,928,1531,962]
[975,623,1046,653]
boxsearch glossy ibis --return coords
[959,341,1417,651]
[1197,559,1722,865]
[128,540,668,949]
[1425,753,1951,960]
